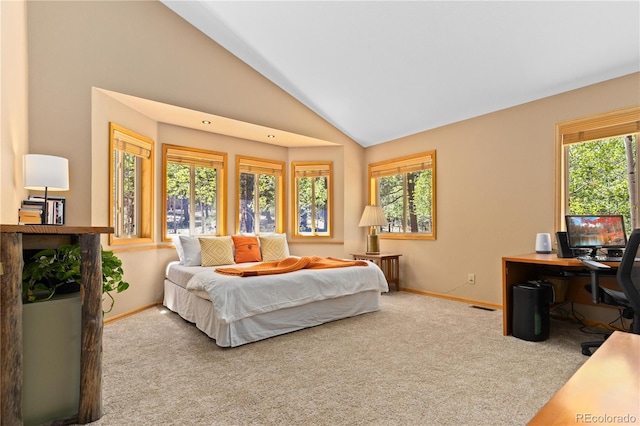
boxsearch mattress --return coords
[163,260,388,346]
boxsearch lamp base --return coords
[366,234,380,255]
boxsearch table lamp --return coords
[23,154,69,224]
[358,205,388,254]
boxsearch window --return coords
[291,161,332,237]
[236,156,285,234]
[109,123,154,245]
[162,145,227,240]
[556,107,640,232]
[367,151,436,240]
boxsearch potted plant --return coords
[21,244,128,424]
[22,243,129,313]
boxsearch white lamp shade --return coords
[23,154,69,191]
[358,205,388,227]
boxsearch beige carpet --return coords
[91,292,589,425]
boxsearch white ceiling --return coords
[161,1,640,147]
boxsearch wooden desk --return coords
[351,253,401,291]
[502,253,620,336]
[528,331,640,425]
[0,225,112,425]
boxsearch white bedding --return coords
[186,260,388,322]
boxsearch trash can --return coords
[512,281,555,342]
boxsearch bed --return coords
[163,234,389,347]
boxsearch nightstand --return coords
[350,253,401,291]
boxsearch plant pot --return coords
[22,292,81,426]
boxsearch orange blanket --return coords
[215,256,369,277]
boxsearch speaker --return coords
[535,233,552,254]
[556,231,574,258]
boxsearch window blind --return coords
[238,157,284,176]
[370,152,433,178]
[293,162,331,178]
[562,121,640,145]
[166,147,224,168]
[112,128,152,159]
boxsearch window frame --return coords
[555,106,640,231]
[108,122,154,246]
[235,155,286,234]
[367,150,437,240]
[291,161,333,238]
[162,144,227,241]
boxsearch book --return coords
[27,196,65,225]
[18,207,43,224]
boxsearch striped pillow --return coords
[199,236,235,267]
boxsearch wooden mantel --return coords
[0,225,113,425]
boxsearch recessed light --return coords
[202,120,211,125]
[267,134,276,138]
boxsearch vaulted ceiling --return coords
[161,1,640,147]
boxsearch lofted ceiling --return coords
[160,1,640,148]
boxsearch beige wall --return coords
[1,0,29,222]
[366,73,640,308]
[4,0,639,319]
[17,0,363,318]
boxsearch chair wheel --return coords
[582,348,592,356]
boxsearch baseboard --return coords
[398,287,502,311]
[104,303,162,324]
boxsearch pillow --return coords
[259,234,289,261]
[178,236,202,266]
[232,235,262,263]
[172,235,185,263]
[199,236,235,267]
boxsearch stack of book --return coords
[18,196,65,225]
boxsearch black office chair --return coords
[580,229,640,355]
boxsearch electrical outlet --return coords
[468,273,475,285]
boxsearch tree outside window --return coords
[556,107,640,233]
[163,145,226,240]
[236,156,285,234]
[566,135,637,232]
[368,151,436,240]
[292,162,332,237]
[109,123,153,245]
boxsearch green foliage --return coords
[379,169,433,233]
[22,244,130,313]
[567,136,636,231]
[100,249,130,313]
[239,172,278,233]
[22,244,81,303]
[297,176,329,232]
[166,162,218,235]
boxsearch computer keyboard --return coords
[577,255,623,262]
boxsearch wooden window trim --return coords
[235,155,286,234]
[554,106,640,231]
[367,150,437,240]
[162,144,227,241]
[108,123,154,246]
[291,161,333,239]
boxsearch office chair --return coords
[580,228,640,356]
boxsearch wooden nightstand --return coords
[350,253,401,291]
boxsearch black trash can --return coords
[512,281,555,342]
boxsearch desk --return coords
[528,331,640,425]
[502,253,620,336]
[0,225,112,425]
[351,253,401,291]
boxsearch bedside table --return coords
[350,253,401,291]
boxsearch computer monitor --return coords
[565,215,627,257]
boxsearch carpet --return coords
[90,292,589,425]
